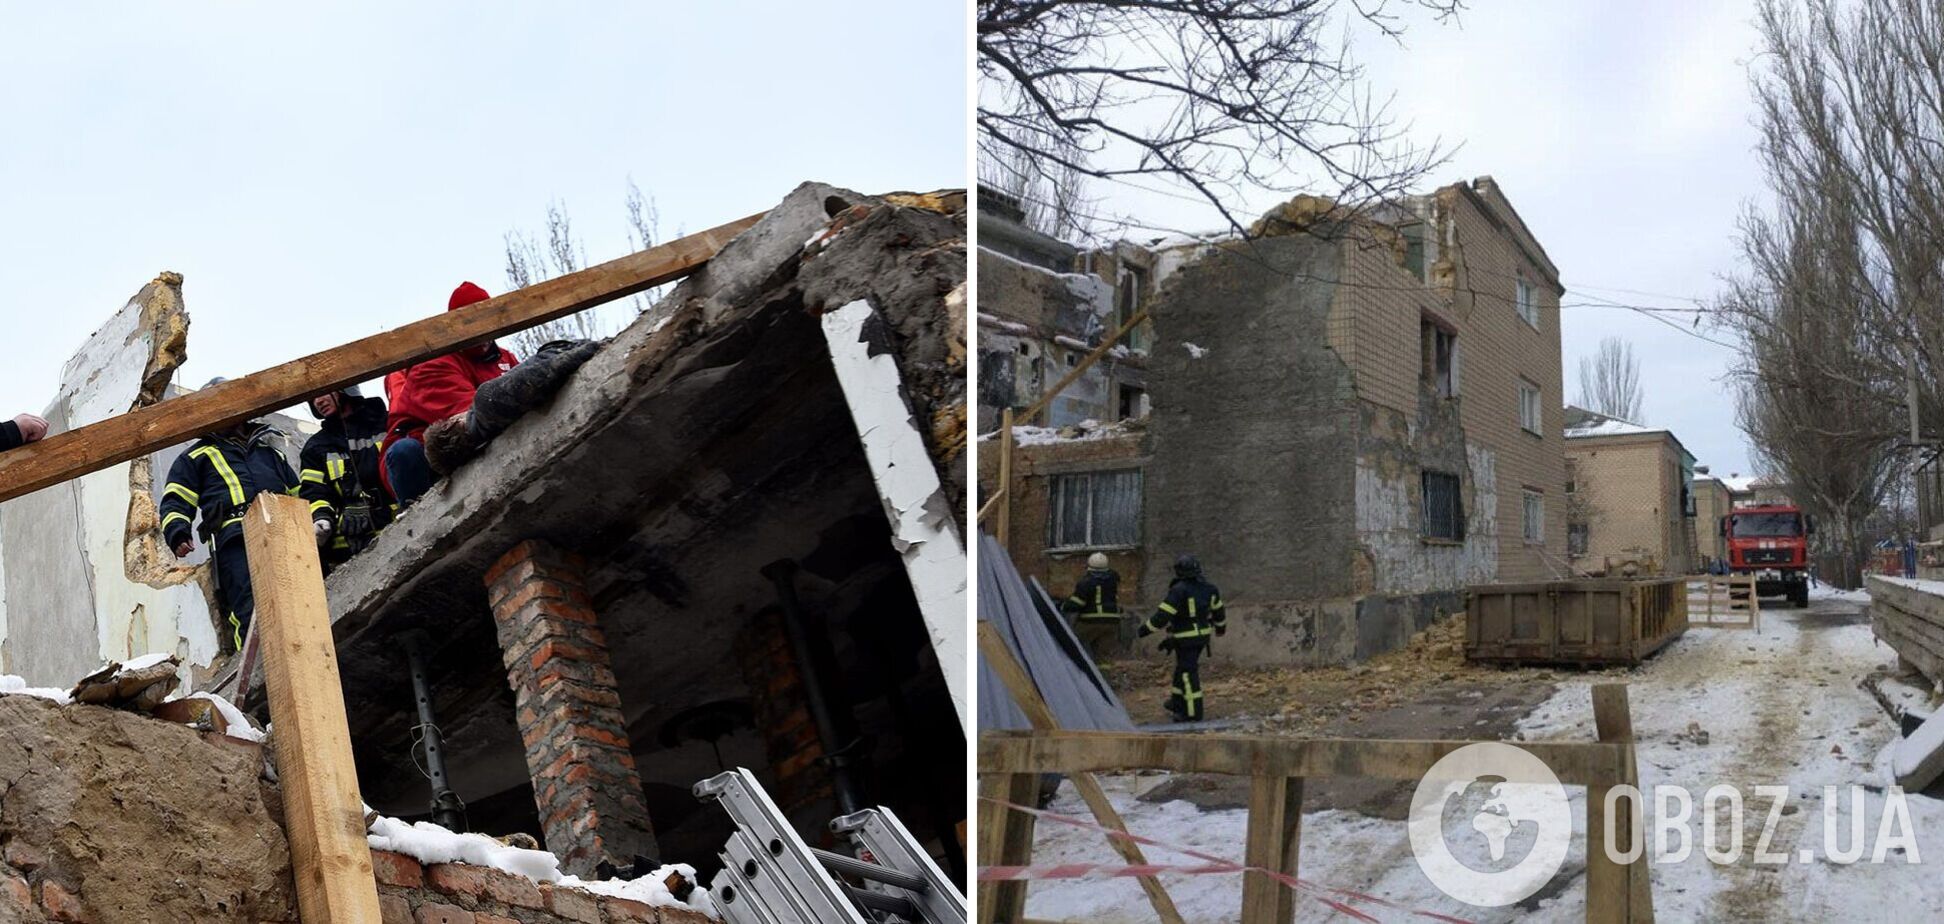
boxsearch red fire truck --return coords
[1720,504,1815,608]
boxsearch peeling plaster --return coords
[821,299,969,731]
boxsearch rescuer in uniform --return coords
[1139,554,1226,722]
[299,384,394,573]
[159,408,301,652]
[1062,552,1125,660]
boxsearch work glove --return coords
[171,537,194,558]
[1215,624,1227,637]
[313,518,333,545]
[1158,637,1176,653]
[338,502,376,539]
[1137,623,1154,638]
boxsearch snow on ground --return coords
[1810,583,1872,605]
[0,675,70,704]
[1020,595,1944,922]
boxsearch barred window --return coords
[1049,470,1143,549]
[1422,471,1464,541]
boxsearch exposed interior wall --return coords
[975,247,1123,429]
[0,275,308,688]
[977,430,1151,609]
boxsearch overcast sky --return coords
[1070,0,1769,477]
[0,2,963,419]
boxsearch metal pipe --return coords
[760,559,868,815]
[402,631,468,832]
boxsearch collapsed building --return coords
[0,182,969,921]
[981,177,1572,666]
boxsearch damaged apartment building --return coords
[0,182,970,919]
[982,177,1570,666]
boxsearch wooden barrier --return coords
[1686,575,1761,630]
[977,684,1654,924]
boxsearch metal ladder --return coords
[695,768,966,924]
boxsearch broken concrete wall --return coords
[0,277,309,688]
[1141,235,1367,666]
[975,247,1118,430]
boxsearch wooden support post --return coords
[977,622,1184,924]
[243,493,382,923]
[1240,774,1304,924]
[977,771,1041,924]
[1586,683,1653,924]
[0,213,762,504]
[996,407,1014,545]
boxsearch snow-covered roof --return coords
[1564,418,1656,439]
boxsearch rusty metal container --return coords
[1465,578,1688,667]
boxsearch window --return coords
[1421,319,1459,398]
[1568,522,1589,556]
[1422,471,1464,541]
[1117,384,1147,421]
[1518,379,1543,434]
[1523,489,1545,543]
[1048,469,1143,549]
[1402,223,1428,281]
[1515,276,1538,327]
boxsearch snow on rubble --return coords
[0,675,72,704]
[1021,595,1944,922]
[368,812,719,917]
[981,417,1141,447]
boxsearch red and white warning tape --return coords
[978,797,1476,924]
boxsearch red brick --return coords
[531,641,597,672]
[4,838,46,872]
[659,907,716,924]
[602,896,659,922]
[542,883,604,923]
[0,871,29,909]
[483,539,549,587]
[379,893,414,924]
[425,862,544,910]
[413,900,475,924]
[40,881,85,922]
[371,850,424,888]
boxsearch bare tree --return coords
[1575,336,1644,423]
[501,181,667,357]
[977,0,1461,236]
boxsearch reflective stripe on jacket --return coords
[159,424,300,549]
[1145,577,1226,640]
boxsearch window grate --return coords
[1422,471,1464,541]
[1048,469,1143,549]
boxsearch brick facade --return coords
[735,610,833,820]
[486,540,657,877]
[1568,432,1696,575]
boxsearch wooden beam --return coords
[0,213,763,504]
[1015,308,1149,428]
[1240,775,1303,924]
[977,772,1040,924]
[1586,683,1653,924]
[978,622,1184,924]
[243,493,382,923]
[977,730,1633,788]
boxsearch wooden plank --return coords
[977,622,1184,924]
[977,731,1632,788]
[243,493,382,923]
[0,213,762,504]
[997,407,1014,545]
[978,772,1040,924]
[1586,684,1652,924]
[1240,774,1303,924]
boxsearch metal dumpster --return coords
[1466,578,1688,667]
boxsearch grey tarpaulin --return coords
[978,533,1134,732]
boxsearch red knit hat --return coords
[448,281,491,311]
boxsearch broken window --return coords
[1422,471,1464,541]
[1518,378,1543,434]
[1049,469,1143,549]
[1421,319,1458,398]
[1523,489,1545,543]
[1515,275,1538,327]
[1402,222,1428,281]
[1117,384,1147,421]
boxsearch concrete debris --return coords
[0,695,294,923]
[69,653,181,711]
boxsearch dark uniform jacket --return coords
[0,419,26,452]
[299,396,395,557]
[1064,569,1123,618]
[1143,576,1227,642]
[159,424,301,550]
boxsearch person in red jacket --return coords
[383,282,518,506]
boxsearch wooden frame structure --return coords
[0,219,759,923]
[976,686,1654,924]
[1686,575,1761,630]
